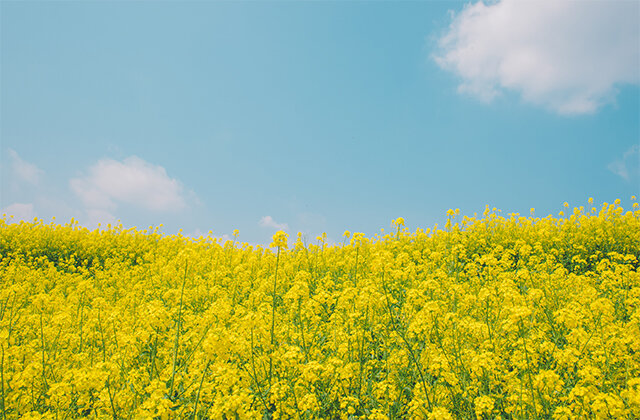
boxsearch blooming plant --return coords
[0,199,638,419]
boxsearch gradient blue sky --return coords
[1,1,639,245]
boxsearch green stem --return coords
[1,344,5,420]
[6,294,15,342]
[98,310,117,419]
[40,311,47,393]
[354,247,359,286]
[78,293,84,353]
[177,324,212,376]
[382,276,432,411]
[192,360,210,420]
[357,305,368,401]
[150,333,158,381]
[249,329,270,412]
[297,300,308,362]
[519,321,537,418]
[169,260,189,401]
[269,247,280,383]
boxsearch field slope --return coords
[0,201,639,419]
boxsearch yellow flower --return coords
[270,230,289,248]
[428,407,453,420]
[474,396,494,417]
[1,197,638,418]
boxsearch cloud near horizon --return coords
[434,0,639,115]
[608,145,640,182]
[8,149,43,186]
[259,216,289,231]
[1,202,36,222]
[70,156,190,213]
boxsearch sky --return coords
[1,0,639,245]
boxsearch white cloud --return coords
[434,0,639,114]
[1,203,36,222]
[608,145,639,182]
[8,149,43,185]
[70,156,189,212]
[259,215,289,231]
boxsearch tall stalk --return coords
[192,360,210,420]
[169,260,189,401]
[268,246,281,383]
[381,273,432,412]
[98,309,118,419]
[1,344,5,420]
[39,311,47,396]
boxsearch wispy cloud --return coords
[70,156,190,212]
[434,0,639,114]
[608,145,639,182]
[259,215,289,231]
[8,149,43,185]
[1,202,36,222]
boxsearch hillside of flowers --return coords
[0,199,639,419]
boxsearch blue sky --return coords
[1,0,639,245]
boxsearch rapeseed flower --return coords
[0,199,637,418]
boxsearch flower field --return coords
[0,200,639,419]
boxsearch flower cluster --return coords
[0,199,638,419]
